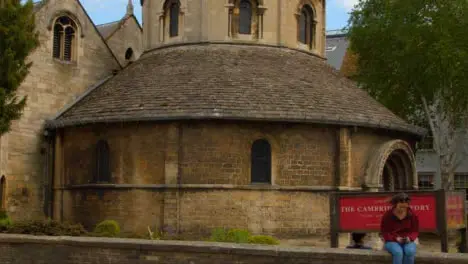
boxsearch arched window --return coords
[251,139,271,184]
[95,140,111,183]
[125,48,134,61]
[53,16,77,61]
[0,176,5,209]
[167,0,180,37]
[298,5,315,48]
[239,0,252,34]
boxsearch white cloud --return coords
[335,0,360,11]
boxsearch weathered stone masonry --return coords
[0,234,466,264]
[50,121,417,236]
[0,0,142,222]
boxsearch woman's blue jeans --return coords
[384,242,417,264]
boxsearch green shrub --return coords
[209,227,228,242]
[5,219,87,236]
[93,220,120,237]
[226,229,250,243]
[248,235,280,245]
[0,210,12,231]
[209,228,252,243]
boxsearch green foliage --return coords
[93,220,121,237]
[210,228,251,243]
[226,228,250,243]
[248,235,280,245]
[4,219,87,236]
[209,228,279,245]
[347,0,468,125]
[0,0,39,135]
[209,227,229,242]
[0,210,12,231]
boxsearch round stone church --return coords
[45,0,424,236]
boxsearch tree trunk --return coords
[441,171,454,190]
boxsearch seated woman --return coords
[380,193,419,264]
[346,232,372,250]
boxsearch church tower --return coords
[141,0,326,57]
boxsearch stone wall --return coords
[179,122,336,186]
[172,188,329,236]
[59,122,338,187]
[58,186,329,236]
[350,129,393,187]
[62,123,168,185]
[0,234,466,264]
[62,188,164,234]
[1,0,120,221]
[54,121,411,235]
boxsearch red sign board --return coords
[339,194,437,231]
[446,192,466,229]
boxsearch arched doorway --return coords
[364,140,416,191]
[381,150,412,191]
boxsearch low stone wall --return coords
[0,234,467,264]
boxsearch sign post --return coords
[329,190,467,253]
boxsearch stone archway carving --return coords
[364,140,417,191]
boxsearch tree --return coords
[347,0,468,190]
[0,0,38,135]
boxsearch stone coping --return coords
[55,183,355,192]
[0,234,466,261]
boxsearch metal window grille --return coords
[418,174,434,190]
[454,173,468,200]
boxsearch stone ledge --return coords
[0,234,466,263]
[55,183,339,192]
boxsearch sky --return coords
[37,0,358,30]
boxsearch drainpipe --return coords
[43,129,55,218]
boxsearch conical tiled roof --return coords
[47,43,424,136]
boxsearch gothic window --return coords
[298,5,315,48]
[94,140,111,183]
[239,0,252,34]
[251,139,271,184]
[53,16,77,61]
